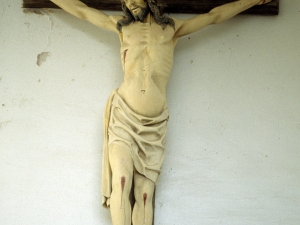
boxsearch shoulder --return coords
[170,17,186,41]
[104,15,124,34]
[109,15,124,24]
[171,17,185,32]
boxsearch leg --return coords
[109,143,134,225]
[132,172,155,225]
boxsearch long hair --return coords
[117,0,175,33]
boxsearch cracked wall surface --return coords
[23,8,54,66]
[1,0,300,225]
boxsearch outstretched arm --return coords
[174,0,271,38]
[50,0,122,33]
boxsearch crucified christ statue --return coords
[50,0,271,224]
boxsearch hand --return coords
[257,0,272,5]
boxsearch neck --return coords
[142,13,151,23]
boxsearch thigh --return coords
[109,143,134,181]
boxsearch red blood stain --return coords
[120,176,126,207]
[121,176,126,192]
[143,193,147,206]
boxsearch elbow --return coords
[208,12,222,24]
[77,9,87,20]
[213,15,225,24]
[214,18,222,24]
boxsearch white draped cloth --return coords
[102,90,169,208]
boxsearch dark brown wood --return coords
[23,0,279,15]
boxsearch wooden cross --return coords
[23,0,279,15]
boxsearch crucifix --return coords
[23,0,278,224]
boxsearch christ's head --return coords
[117,0,175,32]
[123,0,150,22]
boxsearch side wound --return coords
[124,49,128,63]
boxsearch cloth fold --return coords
[101,90,169,208]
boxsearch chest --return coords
[121,22,174,46]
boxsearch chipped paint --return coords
[46,13,54,47]
[37,52,51,66]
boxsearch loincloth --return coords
[102,90,169,208]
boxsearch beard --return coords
[117,0,175,33]
[131,4,150,22]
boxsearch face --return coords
[123,0,149,21]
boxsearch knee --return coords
[134,187,154,206]
[112,174,132,195]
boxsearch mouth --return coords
[131,6,140,13]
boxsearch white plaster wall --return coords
[0,0,299,224]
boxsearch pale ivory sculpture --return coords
[50,0,271,224]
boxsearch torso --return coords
[117,20,178,117]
